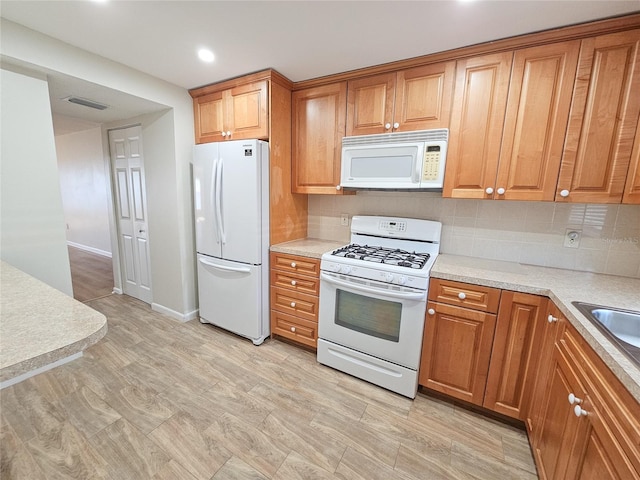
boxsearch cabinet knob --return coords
[290,302,296,308]
[290,326,296,333]
[291,280,297,286]
[226,131,231,137]
[568,393,582,405]
[291,262,296,268]
[548,314,558,323]
[385,123,391,130]
[560,189,570,198]
[428,308,435,315]
[574,405,588,417]
[485,187,494,195]
[496,187,506,195]
[458,292,466,300]
[336,185,342,190]
[221,131,227,137]
[393,122,400,129]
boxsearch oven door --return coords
[318,271,428,369]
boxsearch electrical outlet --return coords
[340,214,349,227]
[564,229,581,248]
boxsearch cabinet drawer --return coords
[270,286,318,321]
[270,252,320,276]
[270,269,319,295]
[271,310,318,348]
[428,278,501,313]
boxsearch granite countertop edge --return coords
[1,262,108,383]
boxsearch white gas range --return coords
[317,216,442,398]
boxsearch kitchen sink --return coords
[572,302,640,367]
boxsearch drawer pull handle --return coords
[291,280,297,286]
[568,393,582,405]
[458,292,466,300]
[574,405,588,417]
[291,262,297,268]
[548,314,558,323]
[290,326,296,333]
[427,308,435,315]
[290,302,296,308]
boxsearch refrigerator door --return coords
[197,254,266,344]
[218,140,266,265]
[193,143,222,258]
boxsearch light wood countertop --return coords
[432,254,640,403]
[270,238,345,259]
[0,261,107,383]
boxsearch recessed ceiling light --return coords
[198,48,215,63]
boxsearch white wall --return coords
[0,68,73,295]
[1,19,197,318]
[309,193,640,278]
[56,126,112,256]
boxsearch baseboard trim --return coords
[0,352,83,389]
[112,288,123,295]
[67,241,112,258]
[151,303,199,323]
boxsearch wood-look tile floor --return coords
[1,294,539,479]
[68,246,114,303]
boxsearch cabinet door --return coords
[194,91,226,143]
[227,80,268,140]
[527,303,562,446]
[496,41,580,201]
[419,301,496,405]
[443,52,513,198]
[292,82,348,194]
[623,119,640,204]
[534,342,586,480]
[346,73,396,136]
[483,292,547,419]
[557,29,640,203]
[394,61,455,132]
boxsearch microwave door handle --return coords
[414,155,422,184]
[320,273,427,300]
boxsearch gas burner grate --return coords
[331,244,430,269]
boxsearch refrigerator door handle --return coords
[198,257,251,273]
[211,158,220,244]
[215,159,226,245]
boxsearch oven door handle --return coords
[320,272,427,300]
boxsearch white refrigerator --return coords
[192,140,270,345]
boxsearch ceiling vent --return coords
[63,96,109,110]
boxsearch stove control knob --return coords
[384,273,395,282]
[340,265,352,275]
[331,263,341,273]
[397,275,407,285]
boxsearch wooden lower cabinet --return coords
[532,318,640,479]
[269,252,320,348]
[420,280,545,420]
[420,301,497,405]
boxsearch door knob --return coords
[291,280,297,286]
[290,302,296,308]
[393,122,399,129]
[496,187,505,195]
[221,132,227,137]
[290,326,296,333]
[485,187,494,195]
[291,262,296,268]
[385,123,391,130]
[458,292,466,300]
[568,393,582,405]
[574,405,588,417]
[548,314,558,323]
[427,308,435,315]
[560,189,570,197]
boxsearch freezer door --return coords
[218,140,266,265]
[193,143,222,258]
[197,254,265,342]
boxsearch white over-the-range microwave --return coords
[340,128,448,190]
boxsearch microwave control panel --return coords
[422,145,442,181]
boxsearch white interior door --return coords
[109,126,152,304]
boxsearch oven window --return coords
[335,289,401,342]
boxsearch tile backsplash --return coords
[308,192,640,278]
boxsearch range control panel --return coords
[379,220,407,233]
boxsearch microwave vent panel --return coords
[342,128,448,147]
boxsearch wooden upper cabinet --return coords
[445,42,580,201]
[444,52,513,199]
[193,80,268,143]
[483,292,547,420]
[292,82,348,194]
[496,41,580,201]
[622,115,640,204]
[557,29,640,203]
[346,61,455,136]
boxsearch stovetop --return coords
[330,244,430,269]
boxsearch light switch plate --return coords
[340,214,349,227]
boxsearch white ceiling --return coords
[1,0,639,131]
